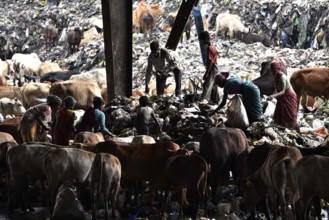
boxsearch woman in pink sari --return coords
[268,61,299,131]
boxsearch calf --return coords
[241,146,302,220]
[43,24,58,50]
[235,30,270,47]
[290,68,329,110]
[67,27,83,55]
[95,140,179,206]
[90,153,121,219]
[200,127,249,202]
[44,148,96,211]
[163,154,208,217]
[12,53,41,86]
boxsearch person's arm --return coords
[211,92,228,115]
[151,112,162,134]
[98,111,114,137]
[164,49,177,73]
[145,56,153,94]
[270,74,287,99]
[37,117,51,131]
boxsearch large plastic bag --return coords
[225,94,249,129]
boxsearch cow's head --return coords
[239,177,262,212]
[0,98,26,116]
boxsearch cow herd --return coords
[0,126,328,219]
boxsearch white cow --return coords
[0,97,26,117]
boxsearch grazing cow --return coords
[40,70,80,83]
[95,141,180,206]
[73,131,105,144]
[6,142,61,211]
[43,24,58,50]
[20,83,50,109]
[52,179,90,220]
[163,154,208,217]
[49,80,102,110]
[295,155,329,220]
[215,13,248,40]
[241,146,302,220]
[235,30,270,47]
[44,148,96,211]
[290,68,329,110]
[38,62,62,78]
[199,127,249,202]
[0,97,26,117]
[90,153,121,219]
[67,27,84,55]
[252,60,287,96]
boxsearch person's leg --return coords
[156,75,167,95]
[201,67,217,102]
[173,67,182,96]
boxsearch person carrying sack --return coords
[211,72,263,124]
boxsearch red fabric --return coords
[273,89,298,126]
[208,44,218,65]
[270,61,282,69]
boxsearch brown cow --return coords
[90,153,121,219]
[133,1,163,38]
[49,80,102,110]
[241,146,302,220]
[199,127,249,202]
[67,27,84,55]
[43,24,58,50]
[20,83,50,109]
[0,86,21,100]
[295,155,329,220]
[95,140,179,206]
[44,147,96,211]
[163,154,208,217]
[290,68,329,110]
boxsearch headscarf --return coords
[43,105,52,116]
[270,60,282,69]
[270,60,286,88]
[214,72,230,84]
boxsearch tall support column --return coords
[165,0,197,50]
[101,0,132,100]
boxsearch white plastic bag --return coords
[225,94,249,129]
[264,100,276,117]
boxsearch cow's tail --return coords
[98,154,104,195]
